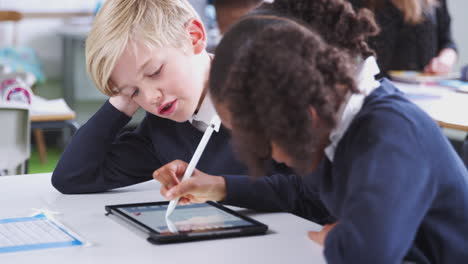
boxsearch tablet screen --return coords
[117,203,254,234]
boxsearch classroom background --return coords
[0,0,467,174]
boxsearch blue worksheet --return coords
[0,213,83,254]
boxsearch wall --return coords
[0,0,209,81]
[0,0,96,79]
[447,0,468,70]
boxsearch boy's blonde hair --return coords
[86,0,200,96]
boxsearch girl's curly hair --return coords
[258,0,380,58]
[210,16,358,176]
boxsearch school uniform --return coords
[222,57,468,263]
[51,94,248,194]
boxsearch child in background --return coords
[153,1,468,263]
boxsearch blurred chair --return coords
[0,102,30,175]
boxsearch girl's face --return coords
[215,102,295,167]
[270,142,295,168]
[215,101,326,173]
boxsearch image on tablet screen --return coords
[120,203,253,234]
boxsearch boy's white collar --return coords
[189,93,218,132]
[324,56,380,162]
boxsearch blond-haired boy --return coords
[51,0,246,193]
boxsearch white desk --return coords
[0,173,325,263]
[394,81,468,132]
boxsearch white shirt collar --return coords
[324,56,380,162]
[189,93,218,131]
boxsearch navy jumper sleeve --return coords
[223,173,333,224]
[323,109,435,264]
[52,101,163,194]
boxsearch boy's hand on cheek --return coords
[153,160,227,204]
[109,95,140,117]
[308,222,338,246]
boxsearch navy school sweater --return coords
[223,79,468,263]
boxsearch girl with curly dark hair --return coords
[153,1,468,263]
[214,16,466,264]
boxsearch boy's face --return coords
[111,39,207,122]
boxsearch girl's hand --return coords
[153,160,227,204]
[308,222,338,246]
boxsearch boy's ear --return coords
[186,19,206,55]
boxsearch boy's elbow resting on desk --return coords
[51,170,105,194]
[51,172,76,194]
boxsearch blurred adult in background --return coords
[350,0,457,77]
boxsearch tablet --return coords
[105,201,268,244]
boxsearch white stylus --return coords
[165,115,222,218]
[165,216,178,233]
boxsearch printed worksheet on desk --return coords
[0,213,83,254]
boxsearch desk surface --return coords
[0,173,325,263]
[394,81,468,132]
